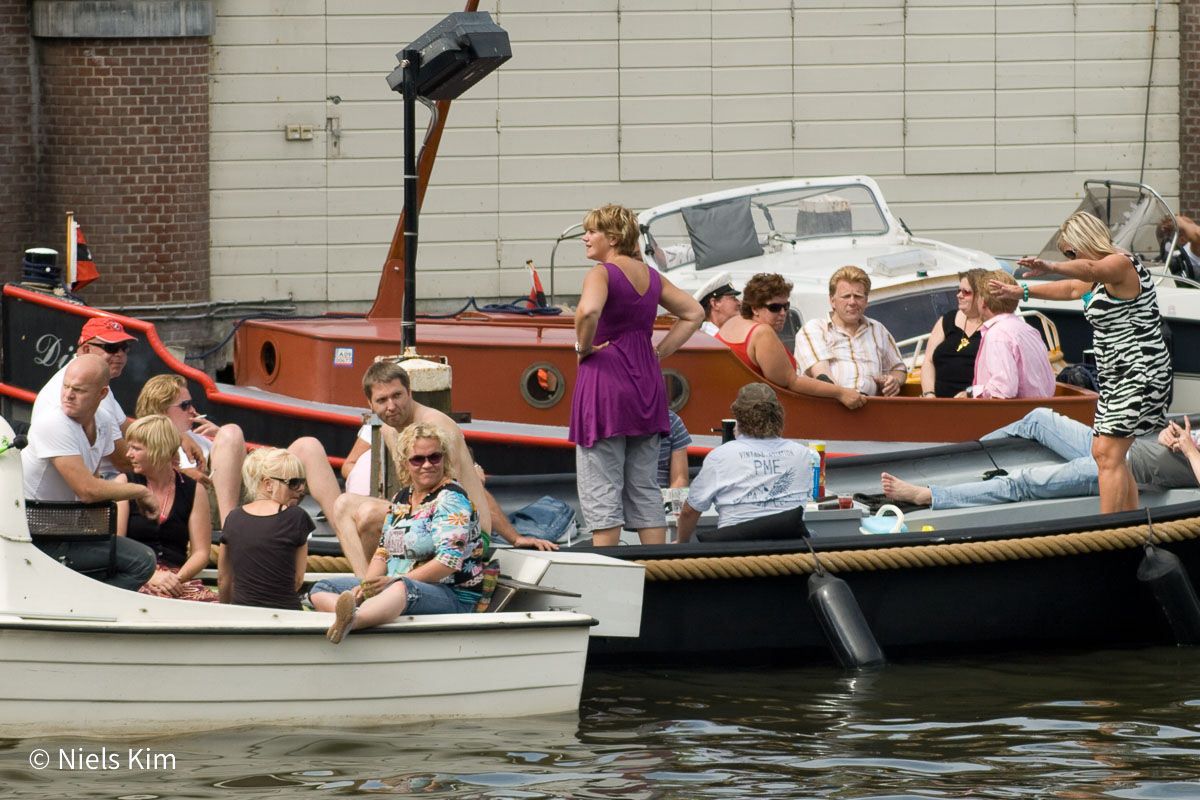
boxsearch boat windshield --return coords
[643,183,890,271]
[1035,181,1175,268]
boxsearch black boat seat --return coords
[25,499,118,580]
[695,505,808,543]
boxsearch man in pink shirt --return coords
[959,270,1056,399]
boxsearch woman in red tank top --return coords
[716,273,865,410]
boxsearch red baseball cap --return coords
[78,317,137,345]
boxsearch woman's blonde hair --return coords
[125,415,181,468]
[1057,211,1116,259]
[396,422,457,487]
[583,204,640,257]
[241,447,305,497]
[135,374,186,417]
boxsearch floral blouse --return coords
[379,480,484,600]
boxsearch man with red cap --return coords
[33,317,140,476]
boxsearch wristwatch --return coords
[574,342,585,354]
[965,387,974,398]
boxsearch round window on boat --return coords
[663,368,690,412]
[260,339,278,384]
[519,362,565,409]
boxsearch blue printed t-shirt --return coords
[686,436,816,528]
[380,480,484,601]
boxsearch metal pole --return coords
[402,49,419,353]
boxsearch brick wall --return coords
[1182,0,1200,215]
[0,1,34,278]
[35,38,210,306]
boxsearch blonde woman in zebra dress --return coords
[991,211,1173,514]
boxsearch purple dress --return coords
[569,263,669,448]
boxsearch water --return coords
[5,647,1200,799]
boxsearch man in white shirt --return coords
[676,383,816,543]
[22,354,157,590]
[692,271,741,337]
[33,317,141,477]
[795,265,907,396]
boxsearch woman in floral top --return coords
[317,422,484,643]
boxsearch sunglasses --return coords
[1063,249,1077,259]
[270,476,306,491]
[171,400,194,412]
[763,301,791,313]
[408,452,444,468]
[957,289,974,296]
[89,341,130,354]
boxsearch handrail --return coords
[547,222,583,306]
[1145,270,1200,291]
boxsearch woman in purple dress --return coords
[569,204,704,546]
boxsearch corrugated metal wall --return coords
[210,1,1179,309]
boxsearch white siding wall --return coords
[210,0,1180,309]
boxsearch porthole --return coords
[260,339,278,384]
[663,368,690,412]
[519,362,565,409]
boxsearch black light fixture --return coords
[387,12,512,350]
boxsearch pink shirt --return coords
[970,313,1056,399]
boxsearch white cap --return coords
[692,271,740,305]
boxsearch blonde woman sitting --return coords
[320,422,486,644]
[217,448,314,610]
[114,414,218,602]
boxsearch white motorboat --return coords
[0,417,644,738]
[632,175,1002,349]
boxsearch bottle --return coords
[810,441,826,500]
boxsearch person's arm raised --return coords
[654,275,704,359]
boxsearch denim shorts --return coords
[310,575,475,615]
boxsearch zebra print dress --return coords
[1083,255,1173,437]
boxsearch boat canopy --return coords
[641,179,893,272]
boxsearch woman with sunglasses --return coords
[322,422,485,643]
[918,269,988,398]
[217,448,313,609]
[996,210,1173,514]
[114,414,218,601]
[717,273,865,409]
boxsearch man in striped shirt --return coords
[794,266,907,396]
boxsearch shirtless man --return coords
[330,361,554,577]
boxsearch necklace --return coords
[147,472,176,523]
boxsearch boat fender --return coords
[1137,543,1200,645]
[859,504,908,535]
[807,572,886,669]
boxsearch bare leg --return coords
[289,436,341,522]
[1093,435,1137,513]
[330,493,388,577]
[310,590,341,613]
[327,581,411,643]
[209,424,247,527]
[637,526,666,545]
[881,472,933,506]
[591,526,621,546]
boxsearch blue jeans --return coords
[37,536,156,591]
[930,408,1100,509]
[310,576,475,615]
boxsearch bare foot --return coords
[881,472,932,506]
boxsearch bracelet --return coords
[1021,283,1030,302]
[922,391,935,397]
